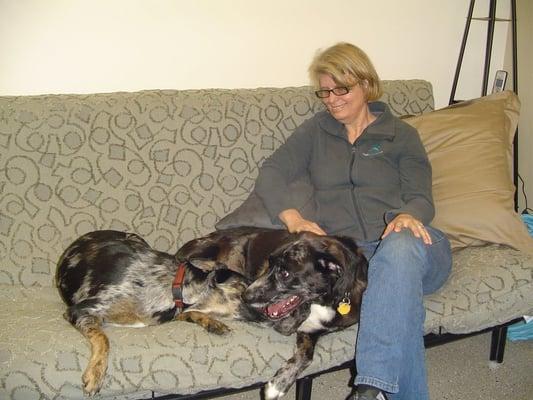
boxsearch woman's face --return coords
[318,74,368,126]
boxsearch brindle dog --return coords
[177,226,368,399]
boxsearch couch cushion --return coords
[0,284,358,399]
[404,91,533,254]
[424,245,533,334]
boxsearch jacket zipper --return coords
[349,145,368,240]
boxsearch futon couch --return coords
[1,80,532,400]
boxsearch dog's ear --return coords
[319,237,366,301]
[187,258,221,272]
[317,257,343,276]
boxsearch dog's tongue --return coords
[265,295,301,319]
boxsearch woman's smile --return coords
[318,74,369,127]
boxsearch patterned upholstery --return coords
[0,81,433,288]
[425,245,533,334]
[0,81,532,400]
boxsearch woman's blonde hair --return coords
[308,42,382,101]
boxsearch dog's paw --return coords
[82,374,103,396]
[206,320,231,335]
[82,362,107,396]
[264,381,285,399]
[177,311,231,335]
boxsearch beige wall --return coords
[1,0,530,205]
[0,0,508,107]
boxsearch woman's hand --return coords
[279,209,326,236]
[382,213,432,245]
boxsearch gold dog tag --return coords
[337,296,351,315]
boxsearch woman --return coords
[254,42,452,400]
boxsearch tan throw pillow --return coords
[404,91,533,254]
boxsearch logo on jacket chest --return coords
[361,142,384,157]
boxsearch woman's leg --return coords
[354,227,452,399]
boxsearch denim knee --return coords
[373,227,452,295]
[377,230,428,265]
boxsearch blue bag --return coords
[522,213,533,236]
[508,319,533,342]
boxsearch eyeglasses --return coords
[314,86,352,99]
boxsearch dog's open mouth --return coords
[263,295,302,320]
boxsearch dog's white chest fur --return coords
[297,304,336,333]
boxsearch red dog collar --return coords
[172,262,187,311]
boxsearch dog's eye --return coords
[277,269,290,280]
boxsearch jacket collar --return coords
[317,101,397,142]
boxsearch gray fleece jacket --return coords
[254,101,434,242]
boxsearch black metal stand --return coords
[449,0,518,104]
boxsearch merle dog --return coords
[56,230,250,396]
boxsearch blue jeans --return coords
[354,226,452,400]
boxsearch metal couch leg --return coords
[295,376,313,400]
[489,325,508,363]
